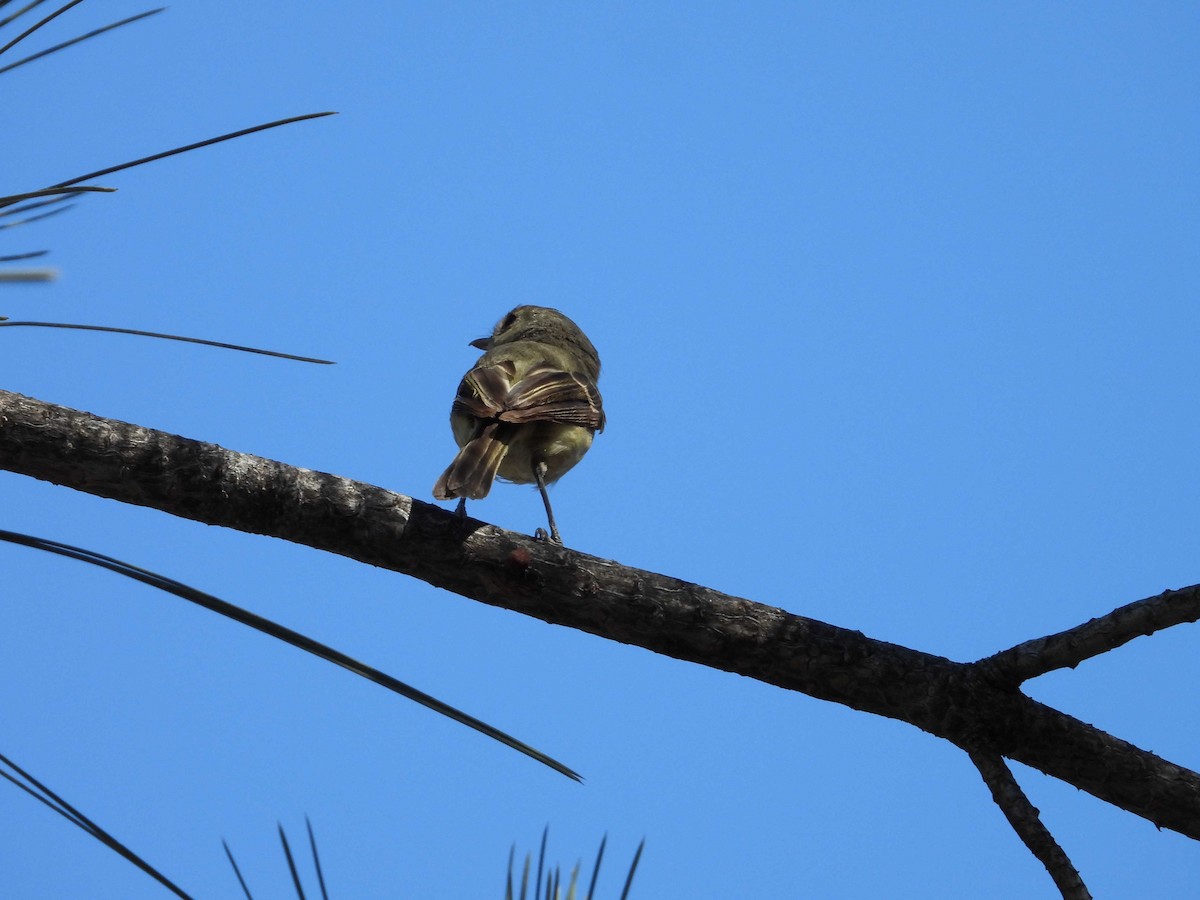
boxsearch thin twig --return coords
[0,192,78,218]
[278,824,308,900]
[0,7,163,76]
[618,840,644,900]
[0,528,582,781]
[1,1,53,30]
[0,751,193,899]
[585,833,607,900]
[0,204,75,229]
[519,852,531,900]
[536,826,548,900]
[222,840,255,900]
[47,112,337,190]
[0,0,54,29]
[0,186,111,210]
[305,817,329,900]
[0,321,335,364]
[0,269,56,281]
[0,0,84,58]
[969,748,1090,899]
[980,584,1200,685]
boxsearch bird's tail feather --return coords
[432,423,511,500]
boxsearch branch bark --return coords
[969,749,1090,900]
[2,389,1199,844]
[979,587,1200,685]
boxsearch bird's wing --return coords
[496,363,605,431]
[452,360,604,431]
[451,359,518,419]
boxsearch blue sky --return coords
[3,2,1198,897]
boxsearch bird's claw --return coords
[534,527,563,545]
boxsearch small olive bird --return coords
[433,306,605,544]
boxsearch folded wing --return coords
[454,362,605,431]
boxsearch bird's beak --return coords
[469,336,492,350]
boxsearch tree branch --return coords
[979,587,1200,685]
[969,749,1090,900]
[2,388,1199,841]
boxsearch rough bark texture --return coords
[969,750,1091,900]
[980,587,1200,685]
[3,388,1199,841]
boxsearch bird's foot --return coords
[534,527,563,545]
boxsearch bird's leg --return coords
[533,461,563,544]
[454,497,467,520]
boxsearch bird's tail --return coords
[432,422,510,500]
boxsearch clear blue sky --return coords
[4,3,1198,897]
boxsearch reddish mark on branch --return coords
[506,547,533,572]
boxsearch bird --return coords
[433,305,605,544]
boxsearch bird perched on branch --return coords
[433,305,605,544]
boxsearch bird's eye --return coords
[499,312,518,332]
